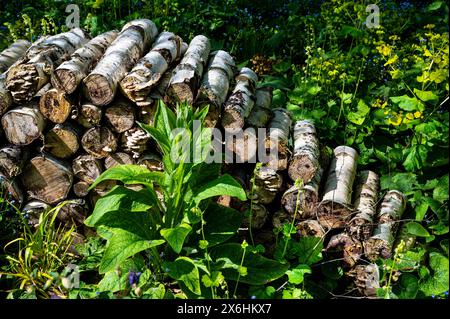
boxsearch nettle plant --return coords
[84,101,288,298]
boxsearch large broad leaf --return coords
[210,243,289,285]
[347,99,370,125]
[292,237,323,265]
[406,222,430,237]
[390,95,424,111]
[89,165,164,190]
[100,229,164,273]
[419,252,449,296]
[164,257,201,295]
[85,186,156,227]
[139,123,171,155]
[380,172,418,193]
[433,174,449,203]
[414,88,439,103]
[286,265,312,284]
[160,223,192,254]
[203,203,243,246]
[193,174,247,205]
[403,145,428,171]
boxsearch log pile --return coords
[0,20,412,298]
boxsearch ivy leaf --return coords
[160,223,192,254]
[419,252,449,296]
[89,165,164,190]
[406,222,430,237]
[193,174,247,205]
[380,173,418,193]
[286,265,311,284]
[414,88,439,103]
[390,95,424,111]
[164,257,201,295]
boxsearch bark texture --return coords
[81,127,118,159]
[265,108,292,171]
[0,39,31,73]
[319,146,358,230]
[21,154,73,204]
[246,87,273,128]
[83,20,158,106]
[52,31,118,94]
[6,29,87,102]
[0,145,29,178]
[347,264,380,297]
[120,127,150,158]
[76,103,102,128]
[249,166,283,205]
[167,35,211,104]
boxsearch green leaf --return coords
[85,186,154,227]
[433,175,449,203]
[415,200,429,221]
[210,243,289,285]
[164,257,201,295]
[160,223,192,254]
[413,88,439,103]
[100,229,164,273]
[139,122,171,154]
[427,1,443,10]
[286,265,311,284]
[89,165,164,190]
[390,95,424,111]
[419,252,449,296]
[347,99,370,125]
[203,203,243,246]
[406,222,430,237]
[403,145,428,171]
[193,174,247,205]
[396,274,419,299]
[292,237,323,265]
[380,173,417,193]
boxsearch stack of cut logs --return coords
[0,19,412,298]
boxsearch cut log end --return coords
[84,73,114,106]
[296,220,325,238]
[81,127,118,159]
[53,69,78,94]
[318,201,354,230]
[288,154,317,184]
[326,233,362,268]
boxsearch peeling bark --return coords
[296,220,325,238]
[265,108,292,171]
[6,29,87,102]
[246,87,273,128]
[326,233,363,268]
[0,39,31,73]
[83,19,158,106]
[318,146,358,230]
[348,170,379,241]
[120,127,150,158]
[288,120,320,184]
[22,200,51,227]
[347,264,380,297]
[249,166,283,205]
[120,32,183,104]
[167,35,211,104]
[52,30,118,94]
[221,67,258,129]
[0,145,29,178]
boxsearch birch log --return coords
[137,153,164,172]
[81,127,118,159]
[348,170,379,241]
[167,35,211,104]
[296,220,325,238]
[0,145,29,178]
[76,103,102,128]
[246,87,273,128]
[52,30,118,94]
[120,32,183,105]
[39,88,73,123]
[288,120,320,184]
[0,75,13,116]
[1,102,46,145]
[281,165,324,219]
[22,200,51,227]
[364,190,407,261]
[120,127,150,158]
[104,99,135,133]
[83,19,158,106]
[347,264,380,297]
[265,108,292,171]
[326,233,363,268]
[57,199,88,227]
[44,123,81,159]
[248,166,283,205]
[6,29,87,102]
[21,154,73,204]
[72,154,103,184]
[104,152,134,169]
[318,146,358,230]
[0,39,31,73]
[197,50,235,127]
[221,67,258,129]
